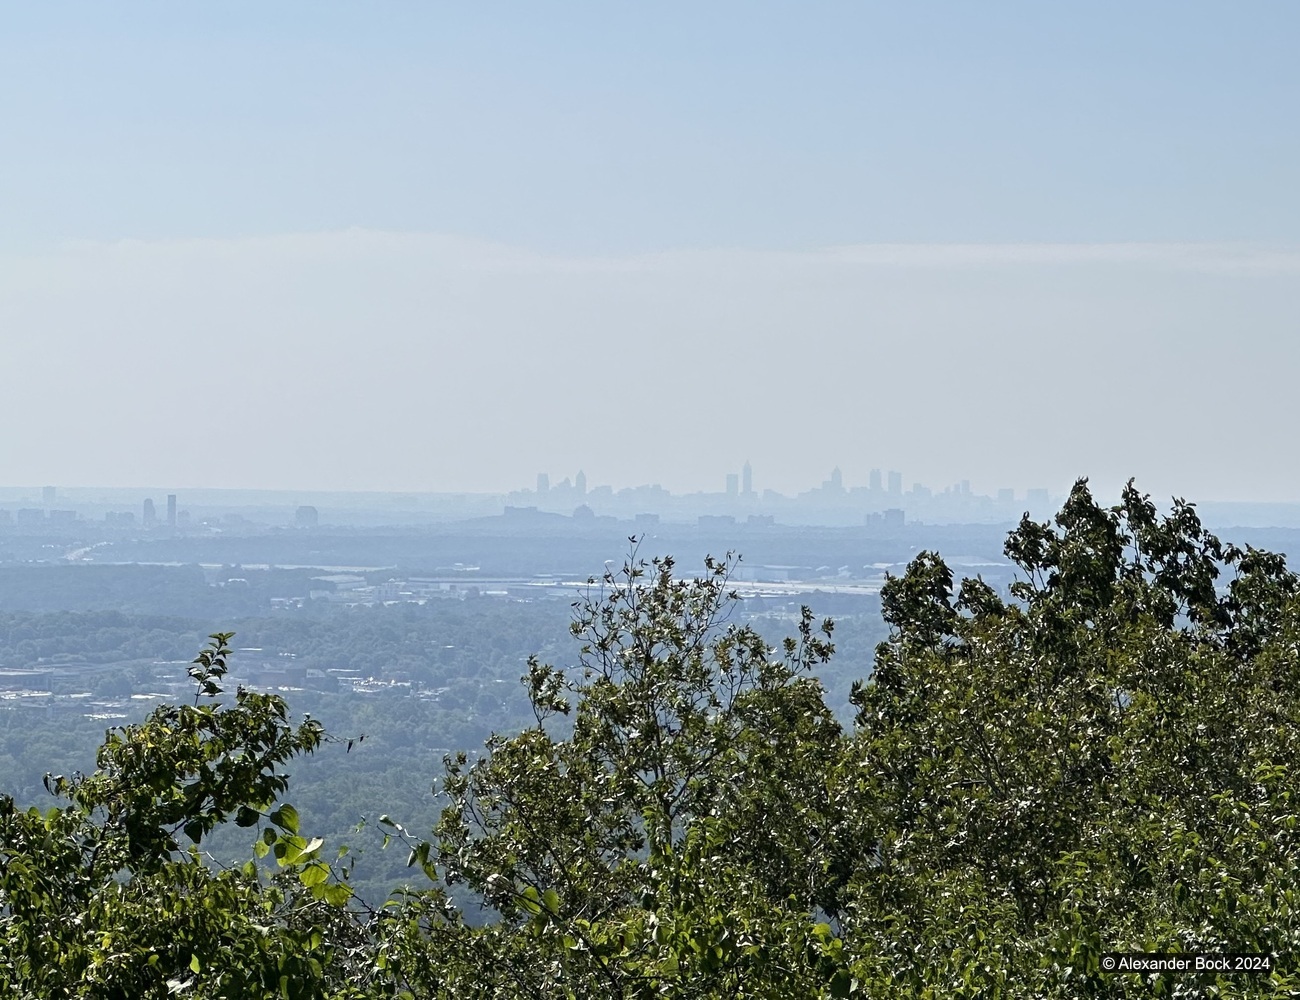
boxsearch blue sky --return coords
[6,1,1298,251]
[3,3,1299,500]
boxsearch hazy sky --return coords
[3,3,1299,501]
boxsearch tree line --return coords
[4,480,1299,997]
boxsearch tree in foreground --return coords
[0,634,374,999]
[841,480,1300,996]
[383,551,849,997]
[7,481,1300,997]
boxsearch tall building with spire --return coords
[575,470,587,495]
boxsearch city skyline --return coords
[6,462,1059,507]
[521,463,1051,505]
[0,465,1209,534]
[0,453,1278,509]
[11,472,1300,532]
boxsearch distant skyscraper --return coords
[143,498,157,526]
[742,461,753,496]
[41,486,56,505]
[575,470,587,495]
[869,469,882,492]
[295,505,320,528]
[725,473,739,496]
[537,473,550,494]
[167,494,177,528]
[887,470,902,495]
[830,467,843,492]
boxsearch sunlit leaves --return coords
[0,636,366,998]
[401,548,847,995]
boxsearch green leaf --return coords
[269,804,299,835]
[319,882,353,907]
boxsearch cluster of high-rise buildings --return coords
[0,471,1060,535]
[513,466,1055,526]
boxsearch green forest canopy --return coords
[4,480,1300,997]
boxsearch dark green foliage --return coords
[0,635,370,998]
[845,479,1300,995]
[7,486,1300,996]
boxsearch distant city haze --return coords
[4,236,1299,503]
[4,4,1299,504]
